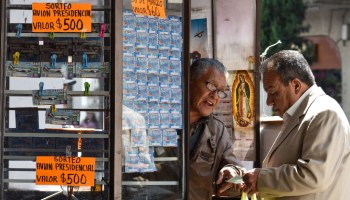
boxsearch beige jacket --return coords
[258,87,350,200]
[189,114,241,200]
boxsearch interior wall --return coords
[214,0,257,71]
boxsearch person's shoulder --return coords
[314,93,342,110]
[309,94,347,120]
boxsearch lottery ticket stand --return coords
[0,0,259,199]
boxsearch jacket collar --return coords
[190,114,217,154]
[190,116,209,127]
[191,115,218,134]
[264,86,326,165]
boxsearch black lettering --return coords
[32,22,39,30]
[148,0,163,7]
[32,10,50,17]
[36,175,58,183]
[50,22,55,30]
[45,3,69,10]
[147,5,160,17]
[45,3,51,9]
[88,165,94,171]
[53,10,59,16]
[33,22,54,30]
[33,22,51,30]
[133,7,148,15]
[36,163,53,170]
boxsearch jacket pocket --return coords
[191,150,215,177]
[199,150,214,162]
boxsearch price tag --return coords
[32,3,91,32]
[36,156,95,186]
[131,0,166,19]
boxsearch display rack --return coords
[1,1,113,199]
[1,1,189,199]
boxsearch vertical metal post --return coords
[254,0,262,168]
[183,0,191,199]
[112,0,123,199]
[0,1,6,199]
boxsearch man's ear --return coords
[291,78,302,94]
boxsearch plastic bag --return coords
[241,192,257,200]
[226,175,257,200]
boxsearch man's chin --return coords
[277,112,283,118]
[273,109,280,116]
[201,111,212,117]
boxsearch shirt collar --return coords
[284,84,317,119]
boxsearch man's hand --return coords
[242,168,261,195]
[216,166,243,195]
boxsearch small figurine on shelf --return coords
[13,51,20,65]
[50,54,57,68]
[82,52,88,68]
[16,23,23,38]
[99,23,106,38]
[39,82,44,96]
[84,82,90,96]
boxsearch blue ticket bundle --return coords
[122,11,183,173]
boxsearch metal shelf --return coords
[3,155,109,162]
[6,5,112,11]
[3,179,107,185]
[122,181,179,186]
[6,32,110,38]
[4,132,109,138]
[5,90,110,97]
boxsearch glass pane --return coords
[121,1,185,199]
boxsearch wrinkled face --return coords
[263,70,296,117]
[190,68,227,123]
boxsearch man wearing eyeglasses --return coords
[189,58,244,199]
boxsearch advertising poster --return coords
[190,18,209,59]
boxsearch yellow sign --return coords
[32,3,92,32]
[131,0,166,19]
[36,156,96,186]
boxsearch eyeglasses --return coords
[205,81,227,99]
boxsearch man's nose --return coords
[209,90,220,99]
[266,96,274,106]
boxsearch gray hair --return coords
[190,58,227,81]
[259,50,315,86]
